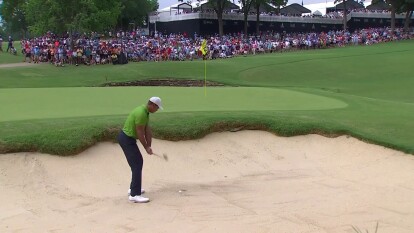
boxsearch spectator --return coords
[7,36,13,53]
[23,43,32,63]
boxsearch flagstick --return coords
[204,59,207,97]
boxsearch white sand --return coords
[1,131,414,233]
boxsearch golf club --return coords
[153,152,168,161]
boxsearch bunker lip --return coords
[102,79,226,87]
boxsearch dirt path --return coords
[0,62,40,68]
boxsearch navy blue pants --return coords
[117,130,143,197]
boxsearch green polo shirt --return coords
[122,105,149,139]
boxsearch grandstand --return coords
[149,0,413,35]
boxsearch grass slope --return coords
[0,42,23,64]
[0,40,413,155]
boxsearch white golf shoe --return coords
[128,188,145,195]
[128,195,150,203]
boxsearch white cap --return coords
[149,97,163,110]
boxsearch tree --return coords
[0,22,6,36]
[334,0,348,31]
[252,0,274,35]
[118,0,158,30]
[371,0,384,4]
[205,0,232,36]
[401,0,414,31]
[239,0,254,37]
[25,0,121,37]
[271,0,288,14]
[0,0,28,38]
[386,0,404,33]
[254,0,264,34]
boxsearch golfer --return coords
[117,97,163,203]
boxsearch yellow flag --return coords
[200,39,207,56]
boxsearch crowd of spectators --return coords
[2,27,412,66]
[350,9,392,14]
[172,7,393,19]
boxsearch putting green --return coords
[0,87,347,122]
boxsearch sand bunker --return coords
[1,131,414,233]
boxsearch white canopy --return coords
[313,10,322,16]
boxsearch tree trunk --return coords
[391,6,396,34]
[69,29,74,50]
[213,0,226,36]
[404,10,413,32]
[256,3,260,35]
[217,12,224,36]
[343,0,347,31]
[244,14,248,38]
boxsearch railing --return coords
[150,12,342,24]
[149,11,413,24]
[349,12,411,19]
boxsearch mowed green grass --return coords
[1,40,413,103]
[0,87,347,122]
[0,41,23,64]
[0,40,413,155]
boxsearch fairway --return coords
[0,87,347,122]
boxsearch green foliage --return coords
[240,0,255,12]
[118,0,158,29]
[401,0,414,13]
[25,0,121,36]
[1,0,158,36]
[0,24,5,36]
[257,0,276,11]
[0,0,28,36]
[385,0,414,13]
[385,0,413,31]
[271,0,288,11]
[371,0,385,5]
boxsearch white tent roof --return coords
[191,0,209,8]
[159,0,208,12]
[159,3,179,12]
[160,0,243,11]
[313,10,322,15]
